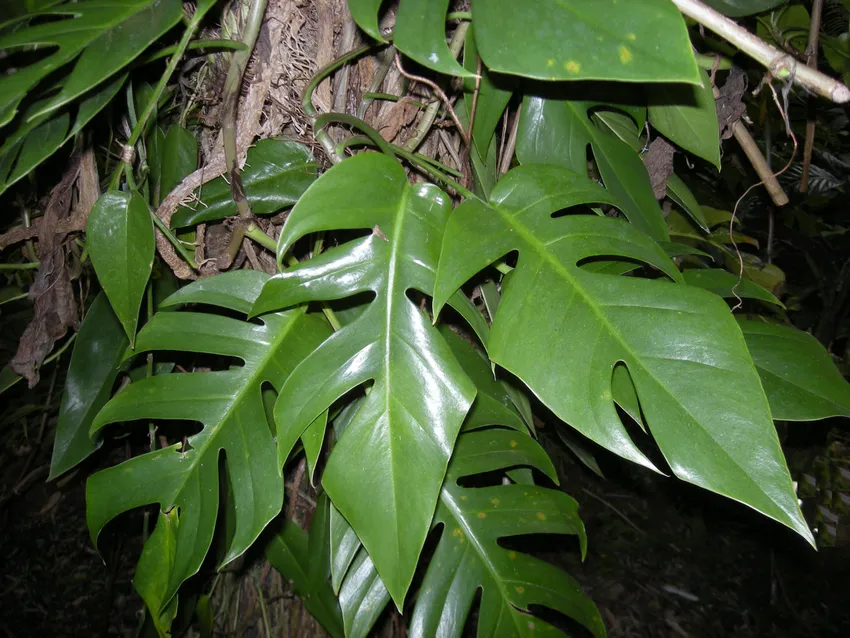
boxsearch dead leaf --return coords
[10,154,81,387]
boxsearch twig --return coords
[581,487,646,536]
[672,0,849,103]
[732,122,789,206]
[400,22,470,153]
[222,0,268,219]
[395,51,469,148]
[728,82,798,311]
[153,1,286,278]
[498,104,522,174]
[800,0,824,192]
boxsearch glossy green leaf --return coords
[135,509,180,635]
[473,0,700,83]
[86,271,332,608]
[410,428,603,638]
[740,320,850,421]
[0,0,183,127]
[49,293,129,480]
[518,95,668,241]
[347,0,384,41]
[251,153,476,607]
[593,109,643,152]
[703,0,788,17]
[159,125,198,203]
[648,70,721,168]
[87,191,155,345]
[0,72,125,197]
[395,0,473,78]
[683,269,783,306]
[666,173,709,232]
[338,546,391,638]
[170,140,318,228]
[266,495,345,638]
[434,164,813,545]
[146,126,167,206]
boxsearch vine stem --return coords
[109,6,205,190]
[672,0,850,103]
[222,0,269,219]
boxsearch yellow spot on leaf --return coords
[478,512,487,519]
[537,512,547,521]
[491,498,500,506]
[619,46,633,64]
[460,495,467,500]
[509,551,517,560]
[510,440,518,448]
[564,60,581,73]
[547,59,554,67]
[516,586,525,594]
[627,33,637,41]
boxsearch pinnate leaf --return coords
[434,164,813,545]
[518,95,668,241]
[251,153,477,607]
[0,0,183,127]
[86,271,332,608]
[410,428,603,638]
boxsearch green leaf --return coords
[518,95,668,241]
[648,70,721,168]
[702,0,788,17]
[395,0,474,78]
[683,269,783,307]
[159,124,199,203]
[740,320,850,421]
[266,495,345,638]
[666,173,709,232]
[87,191,155,345]
[86,271,332,608]
[339,545,391,638]
[0,365,23,396]
[473,0,700,83]
[146,126,167,206]
[250,153,476,607]
[170,140,318,228]
[410,428,603,638]
[0,0,183,127]
[347,0,384,42]
[49,293,129,480]
[135,509,180,636]
[0,73,125,197]
[434,164,813,545]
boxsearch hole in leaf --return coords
[0,45,59,77]
[527,603,597,638]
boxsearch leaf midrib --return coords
[494,203,782,501]
[172,311,302,508]
[440,488,526,634]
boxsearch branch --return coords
[800,0,824,192]
[672,0,850,103]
